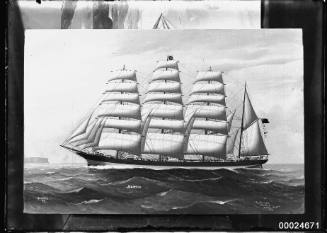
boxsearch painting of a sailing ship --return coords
[24,29,304,214]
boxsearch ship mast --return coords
[185,68,227,160]
[141,56,184,160]
[238,83,246,159]
[203,66,213,161]
[159,56,170,161]
[117,65,126,159]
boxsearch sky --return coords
[24,29,303,164]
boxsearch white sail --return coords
[194,71,223,83]
[241,120,268,156]
[148,119,184,132]
[191,83,225,95]
[96,104,141,119]
[243,90,258,129]
[144,93,182,104]
[107,70,136,82]
[192,120,228,134]
[154,60,179,71]
[153,13,175,30]
[151,70,180,82]
[142,104,183,120]
[68,119,98,144]
[185,105,226,121]
[104,119,141,132]
[227,129,239,155]
[73,119,104,146]
[147,82,181,93]
[66,114,93,142]
[96,132,141,154]
[105,82,138,93]
[142,133,184,158]
[227,110,236,132]
[140,56,185,157]
[102,93,140,104]
[79,123,105,149]
[188,94,226,105]
[185,134,227,158]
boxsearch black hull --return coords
[69,148,268,168]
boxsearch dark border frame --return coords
[5,0,325,231]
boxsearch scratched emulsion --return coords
[24,164,304,214]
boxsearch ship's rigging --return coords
[61,56,269,166]
[153,13,175,29]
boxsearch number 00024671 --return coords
[278,222,319,230]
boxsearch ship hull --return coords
[72,149,268,169]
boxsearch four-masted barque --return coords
[61,56,270,168]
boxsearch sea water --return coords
[24,163,304,214]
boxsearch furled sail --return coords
[243,89,258,130]
[141,56,184,158]
[241,120,268,156]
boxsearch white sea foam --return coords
[56,177,74,181]
[157,189,172,197]
[75,199,104,205]
[180,177,222,182]
[63,187,84,193]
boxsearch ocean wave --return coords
[56,177,74,181]
[24,164,305,214]
[74,199,104,205]
[62,187,84,194]
[168,199,236,213]
[157,189,172,197]
[207,199,238,205]
[175,176,222,182]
